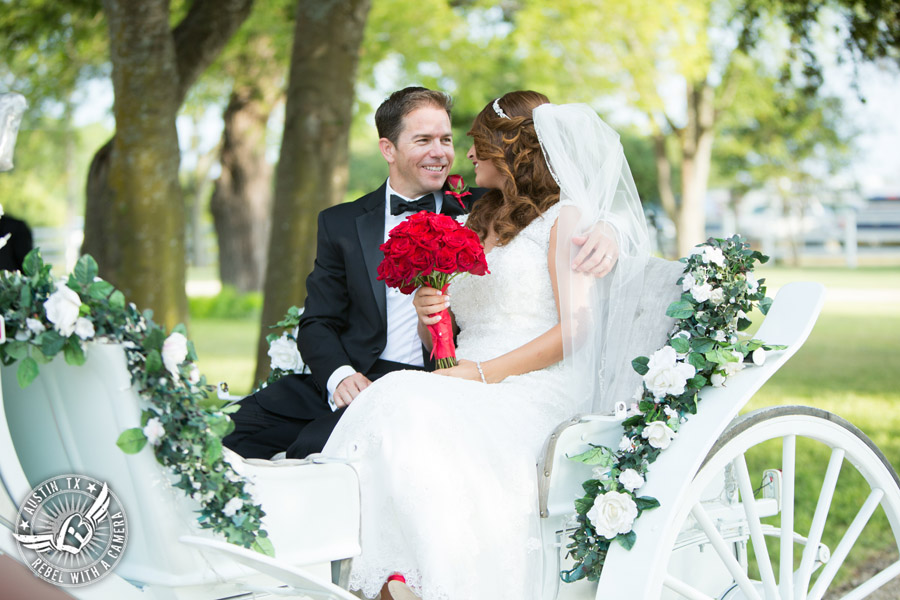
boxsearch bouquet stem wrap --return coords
[428,283,457,369]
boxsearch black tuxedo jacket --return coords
[297,181,485,396]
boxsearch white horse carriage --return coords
[1,254,899,600]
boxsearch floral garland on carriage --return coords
[562,234,785,583]
[0,250,273,555]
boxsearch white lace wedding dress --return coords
[322,204,579,600]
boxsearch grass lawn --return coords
[190,317,261,397]
[187,264,899,587]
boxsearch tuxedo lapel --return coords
[356,185,388,326]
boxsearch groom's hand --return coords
[572,222,619,278]
[334,372,372,408]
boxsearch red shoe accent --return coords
[387,573,406,583]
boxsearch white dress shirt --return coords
[325,180,444,409]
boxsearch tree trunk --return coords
[254,0,371,384]
[83,0,254,330]
[652,132,677,223]
[675,81,716,257]
[99,0,186,328]
[210,37,281,293]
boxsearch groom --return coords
[224,87,478,459]
[224,86,619,460]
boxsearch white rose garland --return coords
[563,236,785,584]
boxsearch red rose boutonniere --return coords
[444,174,472,213]
[377,211,489,368]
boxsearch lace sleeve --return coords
[521,203,563,253]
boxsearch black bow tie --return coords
[390,193,436,216]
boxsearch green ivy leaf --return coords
[4,340,28,360]
[145,349,163,374]
[691,338,715,353]
[569,445,615,466]
[251,534,275,557]
[759,297,773,315]
[666,300,695,319]
[116,428,148,454]
[631,356,649,375]
[110,290,126,310]
[560,564,586,583]
[64,339,86,366]
[88,280,115,300]
[22,248,43,277]
[17,357,39,388]
[208,413,233,438]
[221,404,241,414]
[670,336,690,354]
[18,283,33,309]
[687,374,708,389]
[634,495,661,511]
[73,255,99,285]
[40,330,66,357]
[144,328,165,352]
[705,348,738,364]
[574,497,593,515]
[687,352,708,370]
[205,438,223,463]
[617,530,636,550]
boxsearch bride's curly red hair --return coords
[466,90,560,245]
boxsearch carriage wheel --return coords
[661,405,900,600]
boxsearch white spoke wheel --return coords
[663,406,900,600]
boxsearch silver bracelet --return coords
[476,361,487,384]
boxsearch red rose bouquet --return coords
[377,211,489,368]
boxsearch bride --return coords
[321,91,650,600]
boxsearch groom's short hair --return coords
[375,87,452,145]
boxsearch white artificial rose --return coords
[618,468,644,492]
[714,330,726,342]
[722,350,746,377]
[642,421,677,449]
[222,497,244,517]
[643,346,697,399]
[690,282,713,303]
[618,435,636,453]
[709,287,725,306]
[161,332,189,376]
[711,372,726,387]
[592,465,612,481]
[44,285,82,337]
[752,347,766,366]
[663,405,678,420]
[143,417,165,446]
[702,246,726,267]
[587,491,639,539]
[746,272,759,293]
[681,272,696,292]
[26,318,46,335]
[74,317,95,340]
[188,364,201,384]
[268,332,304,372]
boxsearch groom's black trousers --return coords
[222,359,425,460]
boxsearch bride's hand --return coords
[413,286,450,326]
[434,359,482,382]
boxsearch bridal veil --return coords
[533,103,651,414]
